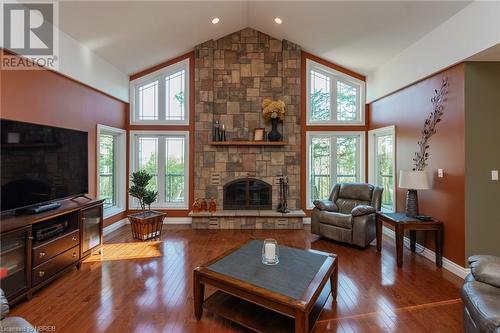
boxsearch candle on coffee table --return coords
[265,242,276,260]
[262,239,279,265]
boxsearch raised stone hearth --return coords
[189,210,305,229]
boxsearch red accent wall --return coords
[369,64,466,266]
[1,59,128,226]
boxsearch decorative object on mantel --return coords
[220,123,227,141]
[277,175,290,213]
[192,198,202,213]
[262,98,285,142]
[253,128,265,142]
[208,198,217,213]
[212,121,227,142]
[200,199,208,212]
[213,120,220,142]
[399,170,431,217]
[128,170,165,240]
[262,238,279,265]
[413,77,448,171]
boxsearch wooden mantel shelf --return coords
[210,141,286,146]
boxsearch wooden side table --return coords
[376,212,443,268]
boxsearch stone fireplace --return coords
[223,178,272,210]
[191,27,304,229]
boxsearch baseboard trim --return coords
[382,226,470,279]
[103,217,192,236]
[164,217,192,225]
[103,218,128,236]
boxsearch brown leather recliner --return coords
[462,255,500,333]
[311,183,383,248]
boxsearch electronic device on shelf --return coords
[21,202,62,215]
[34,220,69,242]
[416,215,433,221]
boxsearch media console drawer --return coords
[32,245,80,286]
[32,229,80,266]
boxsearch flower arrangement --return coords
[262,98,286,120]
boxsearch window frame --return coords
[129,130,189,210]
[96,124,126,218]
[130,58,189,125]
[368,126,396,212]
[306,131,366,209]
[306,59,365,126]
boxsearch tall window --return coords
[131,59,188,124]
[307,59,365,125]
[369,126,395,211]
[307,132,365,208]
[99,134,115,208]
[130,131,189,209]
[97,125,126,217]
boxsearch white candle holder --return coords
[262,239,279,265]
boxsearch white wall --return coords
[58,30,129,102]
[367,1,500,102]
[0,0,129,102]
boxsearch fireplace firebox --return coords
[223,178,272,210]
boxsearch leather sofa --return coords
[311,183,383,248]
[462,255,500,333]
[0,289,34,331]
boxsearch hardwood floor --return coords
[10,225,464,332]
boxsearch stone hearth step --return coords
[190,210,306,230]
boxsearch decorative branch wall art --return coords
[413,78,448,171]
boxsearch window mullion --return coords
[374,134,379,185]
[356,135,360,181]
[158,75,166,121]
[158,137,166,205]
[111,134,117,207]
[331,136,337,185]
[307,135,312,205]
[331,78,338,123]
[134,88,139,122]
[133,135,139,209]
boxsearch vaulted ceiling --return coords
[59,1,470,76]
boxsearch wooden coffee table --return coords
[193,240,338,333]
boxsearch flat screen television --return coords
[1,119,88,213]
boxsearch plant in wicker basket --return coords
[128,170,165,240]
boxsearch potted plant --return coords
[262,98,286,141]
[128,170,165,240]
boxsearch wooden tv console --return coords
[0,199,104,304]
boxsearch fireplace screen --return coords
[223,178,272,210]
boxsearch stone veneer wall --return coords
[194,28,301,210]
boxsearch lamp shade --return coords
[398,170,430,190]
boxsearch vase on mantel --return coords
[268,117,282,142]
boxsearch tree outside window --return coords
[99,134,115,208]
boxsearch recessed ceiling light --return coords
[212,17,220,24]
[274,17,282,24]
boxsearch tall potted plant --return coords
[128,170,165,240]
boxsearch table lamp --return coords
[398,170,430,218]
